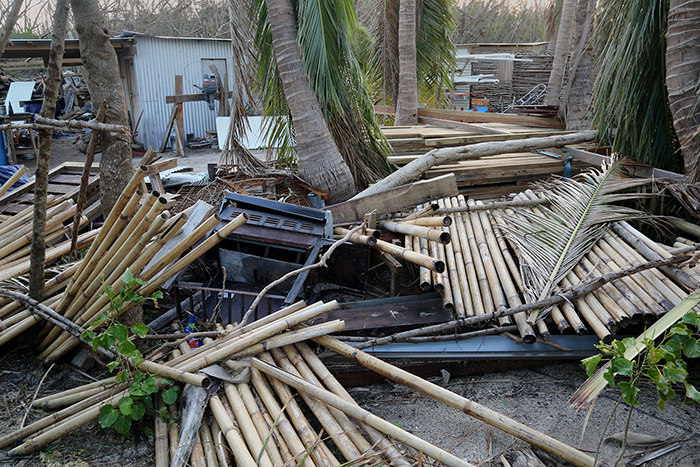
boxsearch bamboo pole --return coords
[0,166,27,198]
[401,202,439,221]
[282,345,374,457]
[210,418,233,467]
[224,383,275,467]
[294,341,412,467]
[443,197,471,317]
[250,367,318,467]
[417,236,432,291]
[155,399,169,467]
[572,262,639,324]
[237,383,286,467]
[474,200,536,342]
[428,240,445,293]
[209,395,259,467]
[271,347,364,462]
[257,352,339,467]
[453,196,485,316]
[400,216,452,227]
[566,267,629,326]
[36,380,118,409]
[378,219,450,244]
[0,195,56,239]
[560,276,614,341]
[437,198,466,317]
[333,227,377,246]
[253,358,475,467]
[199,417,219,467]
[460,196,496,318]
[311,335,599,467]
[370,236,445,273]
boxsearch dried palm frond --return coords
[498,158,653,323]
[570,290,700,409]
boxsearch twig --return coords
[236,225,365,328]
[20,363,55,428]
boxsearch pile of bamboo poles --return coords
[0,299,482,467]
[337,190,699,344]
[0,166,248,357]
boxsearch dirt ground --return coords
[2,342,699,467]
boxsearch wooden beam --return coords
[424,130,575,148]
[165,91,235,104]
[175,75,184,149]
[147,157,178,176]
[417,116,511,135]
[374,105,565,129]
[328,173,458,225]
[560,146,685,181]
[159,105,178,153]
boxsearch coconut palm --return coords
[590,0,683,173]
[249,0,393,198]
[665,0,700,182]
[360,0,456,115]
[395,0,419,125]
[544,0,576,105]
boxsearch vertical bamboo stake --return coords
[155,399,169,467]
[453,196,485,316]
[445,197,474,317]
[199,417,220,467]
[459,197,496,318]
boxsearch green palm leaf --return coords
[499,158,652,323]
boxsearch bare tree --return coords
[71,0,134,215]
[0,0,23,57]
[29,0,69,300]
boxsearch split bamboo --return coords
[378,219,451,244]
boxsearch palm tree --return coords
[395,0,418,125]
[361,0,455,116]
[544,0,576,105]
[665,0,700,182]
[249,0,393,198]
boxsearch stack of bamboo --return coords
[337,191,699,344]
[0,166,248,358]
[0,299,478,467]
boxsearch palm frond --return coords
[499,158,652,323]
[591,0,682,172]
[570,290,700,409]
[416,0,456,108]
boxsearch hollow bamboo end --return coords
[138,165,149,173]
[419,281,431,292]
[439,232,451,244]
[366,236,377,247]
[442,216,453,227]
[521,334,537,344]
[433,260,445,274]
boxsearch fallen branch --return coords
[34,115,130,133]
[353,131,596,199]
[344,255,689,350]
[237,225,364,327]
[0,122,86,133]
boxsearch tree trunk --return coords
[665,0,700,182]
[544,0,577,105]
[559,0,597,129]
[29,0,70,301]
[395,0,418,126]
[0,0,23,58]
[264,0,356,203]
[71,0,134,215]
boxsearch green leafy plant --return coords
[583,311,700,410]
[81,270,179,435]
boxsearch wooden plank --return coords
[417,116,511,135]
[328,173,458,225]
[147,157,178,176]
[375,106,564,129]
[165,91,235,104]
[159,105,178,153]
[47,183,79,195]
[175,75,185,151]
[50,174,99,185]
[424,130,574,148]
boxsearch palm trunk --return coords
[545,0,577,105]
[71,0,134,215]
[395,0,418,126]
[264,0,356,203]
[29,0,70,301]
[665,0,700,182]
[0,0,23,58]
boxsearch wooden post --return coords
[175,75,185,151]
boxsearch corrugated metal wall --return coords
[129,35,234,149]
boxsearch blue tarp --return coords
[0,165,30,191]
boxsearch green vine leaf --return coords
[99,405,119,428]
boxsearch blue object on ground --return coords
[476,106,488,112]
[0,132,5,166]
[0,165,30,191]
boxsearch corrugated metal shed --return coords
[121,32,234,149]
